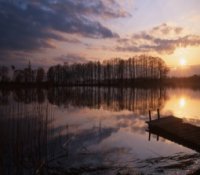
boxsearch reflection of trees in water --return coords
[13,88,46,104]
[0,89,10,105]
[0,87,167,113]
[47,87,167,113]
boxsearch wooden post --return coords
[157,135,159,141]
[149,110,152,121]
[157,108,160,120]
[148,131,151,141]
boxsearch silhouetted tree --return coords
[36,67,45,82]
[23,61,34,83]
[0,66,9,82]
[13,70,24,82]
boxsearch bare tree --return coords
[36,67,45,82]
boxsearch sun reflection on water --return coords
[163,89,200,120]
[179,97,186,108]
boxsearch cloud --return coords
[116,23,200,54]
[0,0,127,53]
[152,23,183,35]
[54,54,89,64]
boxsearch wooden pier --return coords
[147,111,200,153]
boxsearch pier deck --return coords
[147,116,200,152]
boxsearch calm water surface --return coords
[0,87,200,175]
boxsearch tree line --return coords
[47,55,169,85]
[0,61,45,83]
[0,55,169,85]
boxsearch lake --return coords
[0,87,200,175]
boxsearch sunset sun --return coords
[179,58,186,66]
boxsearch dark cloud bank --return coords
[0,0,125,51]
[0,0,128,66]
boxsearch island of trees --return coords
[0,55,170,86]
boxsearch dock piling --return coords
[148,131,151,141]
[157,109,160,120]
[149,110,152,121]
[157,135,159,141]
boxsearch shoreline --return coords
[1,77,200,89]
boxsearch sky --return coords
[0,0,200,73]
